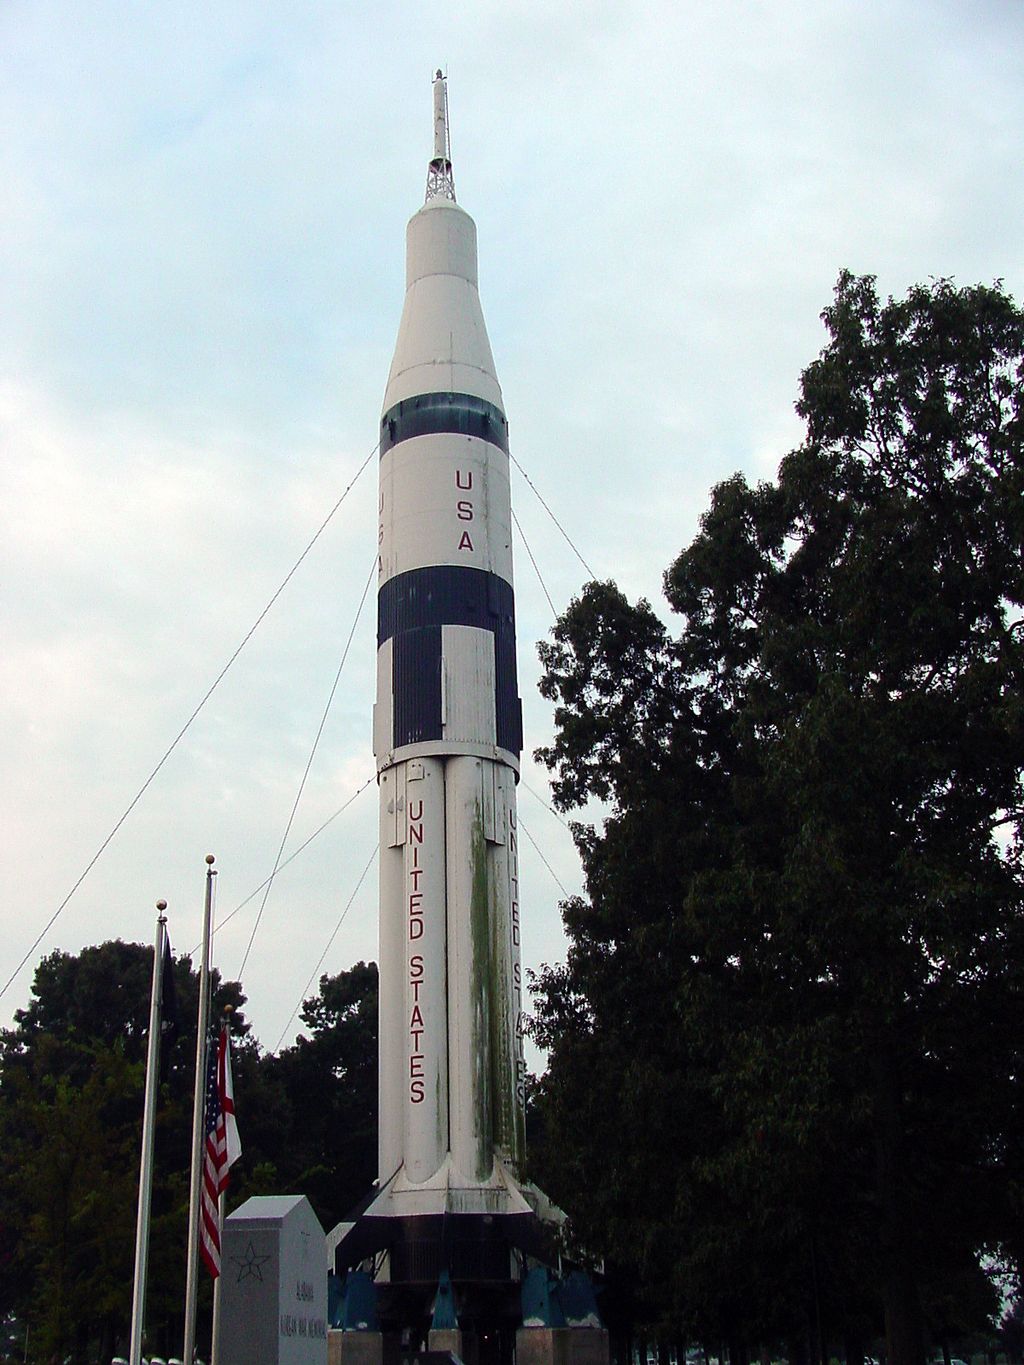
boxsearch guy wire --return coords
[0,441,379,1007]
[273,844,379,1054]
[238,551,377,980]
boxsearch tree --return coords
[267,963,379,1232]
[1000,1300,1024,1365]
[530,274,1024,1365]
[0,941,248,1362]
[0,944,383,1362]
[4,1041,142,1364]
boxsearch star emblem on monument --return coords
[232,1240,271,1283]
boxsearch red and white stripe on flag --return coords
[198,1025,242,1279]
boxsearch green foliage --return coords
[0,942,378,1365]
[1000,1301,1024,1364]
[1,1041,140,1361]
[531,274,1024,1365]
[262,962,379,1230]
[0,941,250,1362]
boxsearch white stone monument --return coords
[221,1195,327,1365]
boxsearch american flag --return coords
[198,1024,241,1279]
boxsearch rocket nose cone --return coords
[406,199,478,290]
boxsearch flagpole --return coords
[184,856,216,1365]
[129,903,168,1365]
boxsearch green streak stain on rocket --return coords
[469,800,492,1179]
[489,863,521,1172]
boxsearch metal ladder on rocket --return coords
[373,71,528,1199]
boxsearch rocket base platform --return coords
[328,1166,566,1359]
[330,1156,564,1291]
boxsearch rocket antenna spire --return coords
[426,69,456,203]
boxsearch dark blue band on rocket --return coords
[378,564,514,644]
[380,392,508,456]
[380,564,522,757]
[392,626,443,749]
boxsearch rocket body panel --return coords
[384,283,502,409]
[374,607,521,768]
[400,756,448,1182]
[377,772,405,1183]
[404,201,478,290]
[441,624,498,747]
[445,753,495,1184]
[378,430,513,581]
[444,756,527,1181]
[376,753,527,1189]
[490,783,527,1164]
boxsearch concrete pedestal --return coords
[516,1328,609,1365]
[428,1328,471,1362]
[516,1328,569,1365]
[327,1331,399,1365]
[566,1329,610,1365]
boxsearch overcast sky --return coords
[3,0,1022,1059]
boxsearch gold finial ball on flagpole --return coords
[206,854,215,866]
[156,900,167,911]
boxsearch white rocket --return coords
[336,73,550,1285]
